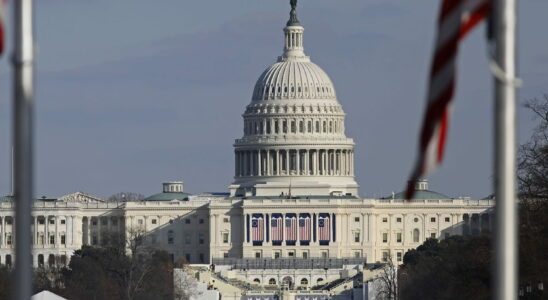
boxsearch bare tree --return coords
[375,255,398,300]
[108,192,145,203]
[173,262,201,300]
[518,96,548,198]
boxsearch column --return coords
[361,213,366,245]
[215,214,220,246]
[1,216,5,246]
[45,215,49,247]
[296,150,301,175]
[98,217,102,245]
[33,216,37,245]
[338,150,342,175]
[235,151,239,176]
[276,150,280,175]
[266,150,270,176]
[305,150,309,175]
[257,150,262,176]
[55,216,59,247]
[285,150,290,174]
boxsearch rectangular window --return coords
[223,217,229,223]
[320,251,328,258]
[199,253,205,263]
[445,217,451,222]
[168,236,174,244]
[50,235,55,245]
[112,219,118,226]
[61,235,66,244]
[60,219,66,225]
[397,252,402,262]
[39,235,44,245]
[6,235,12,245]
[283,120,287,133]
[198,233,205,245]
[185,254,191,262]
[431,232,436,239]
[382,233,388,243]
[354,217,360,222]
[38,219,44,225]
[185,234,191,245]
[382,251,388,262]
[152,219,157,224]
[291,121,296,133]
[49,219,55,225]
[396,233,402,243]
[102,219,107,226]
[430,217,436,222]
[223,252,229,258]
[185,219,191,224]
[287,251,295,257]
[199,219,204,224]
[255,252,262,258]
[354,232,360,243]
[92,220,97,226]
[5,218,12,225]
[354,251,361,258]
[315,121,320,133]
[274,251,281,259]
[222,233,229,243]
[299,121,304,132]
[307,121,312,133]
[302,251,309,259]
[396,217,402,223]
[382,218,388,223]
[138,219,143,225]
[275,120,279,134]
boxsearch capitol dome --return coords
[229,2,359,197]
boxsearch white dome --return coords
[252,59,336,101]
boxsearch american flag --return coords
[407,0,490,199]
[271,214,283,242]
[251,214,264,242]
[299,214,311,242]
[0,0,6,55]
[318,214,330,242]
[285,214,297,242]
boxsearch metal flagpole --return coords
[12,0,35,298]
[493,0,518,298]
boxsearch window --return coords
[396,233,402,243]
[269,278,276,285]
[185,254,191,262]
[382,218,388,223]
[382,251,389,262]
[60,219,66,225]
[38,234,44,245]
[430,232,436,239]
[38,254,44,267]
[102,219,107,226]
[283,120,287,133]
[198,233,205,244]
[287,251,295,257]
[151,219,157,224]
[255,252,262,258]
[413,229,420,243]
[38,219,44,225]
[92,220,97,226]
[317,278,324,284]
[5,255,11,267]
[222,232,229,244]
[300,278,308,285]
[60,235,66,245]
[6,218,12,225]
[223,217,229,223]
[49,219,55,225]
[382,233,388,243]
[397,252,402,262]
[302,251,308,259]
[430,217,436,222]
[92,235,98,245]
[354,251,361,258]
[223,252,229,258]
[275,120,279,134]
[354,232,360,243]
[354,217,360,222]
[414,217,419,223]
[274,251,281,259]
[185,219,191,224]
[112,219,118,226]
[320,251,328,258]
[167,230,174,244]
[315,121,320,133]
[445,217,451,222]
[291,121,296,133]
[6,234,12,245]
[307,121,312,133]
[185,234,191,245]
[138,219,143,225]
[49,235,55,245]
[199,219,204,224]
[199,253,205,263]
[396,217,402,223]
[299,121,304,132]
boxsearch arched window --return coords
[253,278,261,284]
[317,278,324,284]
[413,229,420,243]
[38,254,44,267]
[168,230,174,244]
[48,254,55,267]
[300,278,308,285]
[269,278,277,285]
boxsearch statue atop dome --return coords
[287,0,300,26]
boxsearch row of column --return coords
[0,215,78,248]
[244,118,343,136]
[82,216,124,246]
[235,149,354,177]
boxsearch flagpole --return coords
[12,0,35,298]
[493,0,518,298]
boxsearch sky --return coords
[0,0,546,199]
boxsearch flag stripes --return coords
[299,214,311,242]
[407,0,490,199]
[271,214,284,242]
[285,214,297,242]
[318,214,330,242]
[0,0,6,55]
[251,214,264,243]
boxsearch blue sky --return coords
[0,0,546,199]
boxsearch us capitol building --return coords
[0,2,493,295]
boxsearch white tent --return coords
[31,290,67,300]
